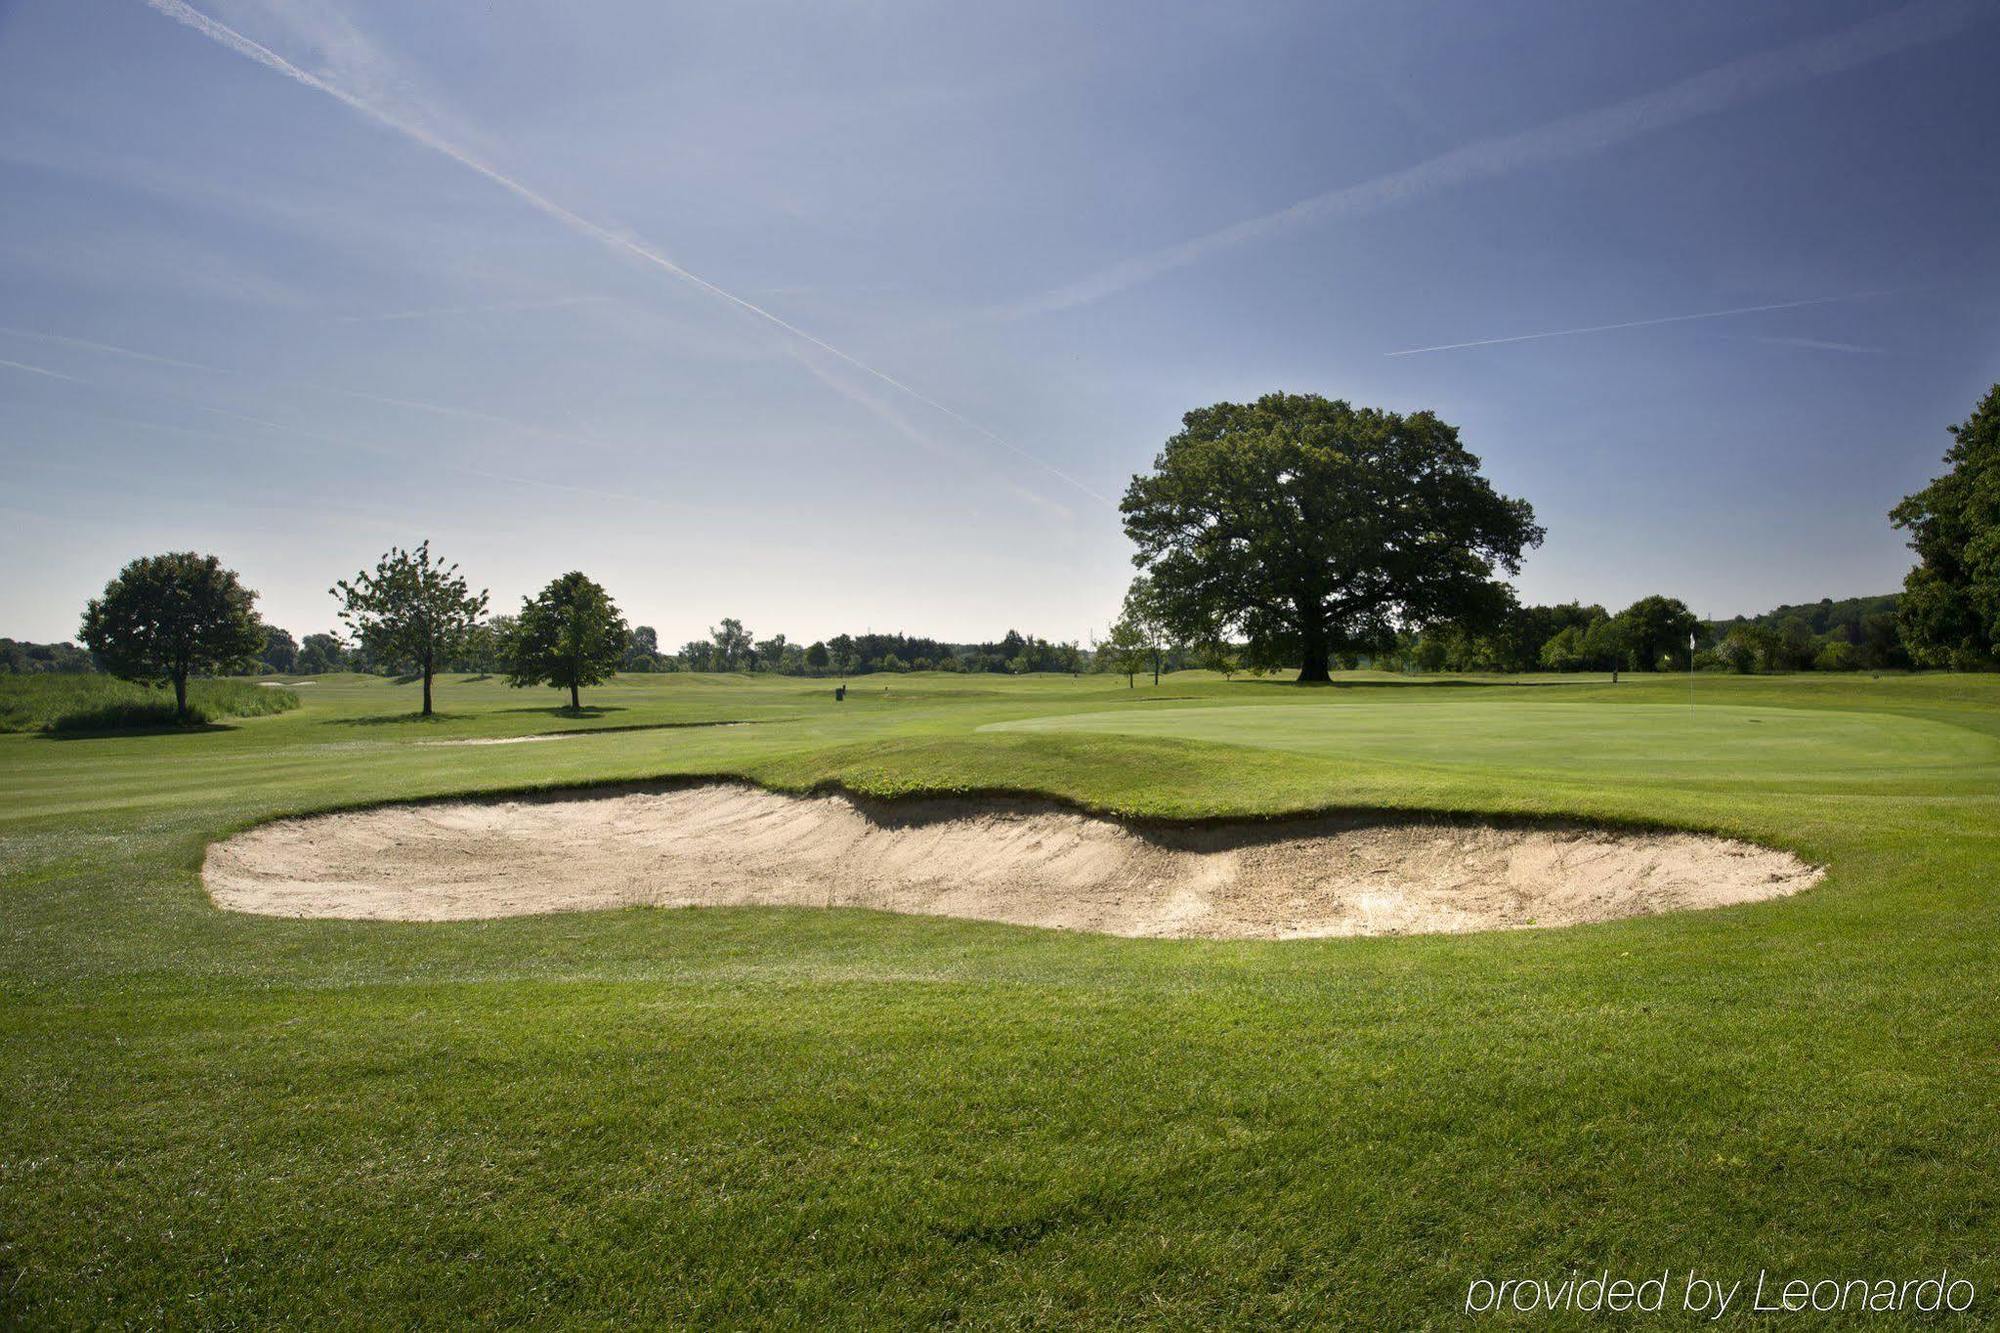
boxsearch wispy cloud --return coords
[1733,334,1888,355]
[141,0,1103,506]
[336,296,612,323]
[1002,0,1983,319]
[1383,294,1887,357]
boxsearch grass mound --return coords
[0,674,301,733]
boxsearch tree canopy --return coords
[503,571,629,710]
[1892,383,2000,670]
[80,552,265,718]
[1121,393,1542,682]
[331,541,488,716]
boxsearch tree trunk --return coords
[1295,604,1333,683]
[422,652,434,716]
[1296,626,1333,683]
[570,681,580,711]
[173,671,189,720]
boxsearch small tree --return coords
[503,571,629,710]
[332,541,488,716]
[1121,576,1177,685]
[1096,617,1148,687]
[80,552,265,720]
[805,641,831,675]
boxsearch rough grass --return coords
[2,668,1997,1327]
[0,674,300,734]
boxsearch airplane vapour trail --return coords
[141,0,1107,506]
[0,357,85,382]
[1384,294,1884,357]
[1004,0,1983,318]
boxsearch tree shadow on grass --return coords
[42,722,235,741]
[1228,676,1602,691]
[497,704,629,718]
[323,712,466,728]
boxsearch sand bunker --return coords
[203,785,1820,939]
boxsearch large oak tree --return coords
[1121,393,1542,683]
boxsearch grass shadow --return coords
[324,712,465,728]
[1230,676,1606,691]
[498,704,630,718]
[42,722,235,741]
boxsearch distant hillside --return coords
[1707,593,1900,637]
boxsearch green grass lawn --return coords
[3,668,1998,1326]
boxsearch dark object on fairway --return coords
[835,686,845,701]
[1612,670,1619,684]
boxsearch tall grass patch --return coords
[0,674,301,733]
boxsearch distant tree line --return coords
[23,381,2000,711]
[658,623,1088,676]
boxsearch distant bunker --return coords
[204,784,1820,939]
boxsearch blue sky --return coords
[2,0,1996,647]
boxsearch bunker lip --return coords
[202,782,1822,939]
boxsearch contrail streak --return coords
[0,357,85,382]
[1003,0,1983,318]
[1384,294,1880,356]
[141,0,1103,505]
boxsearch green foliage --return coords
[295,632,347,675]
[709,618,753,671]
[332,541,488,715]
[1615,594,1702,671]
[622,625,664,673]
[80,552,266,718]
[0,674,297,733]
[1892,383,2000,668]
[502,572,629,709]
[1094,615,1147,685]
[1121,393,1542,681]
[257,625,297,674]
[0,638,97,674]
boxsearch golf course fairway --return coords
[4,668,1997,1325]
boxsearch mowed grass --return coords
[3,668,1999,1326]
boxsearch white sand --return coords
[202,785,1820,939]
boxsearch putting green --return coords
[982,699,1997,777]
